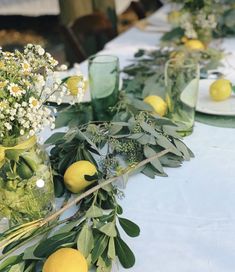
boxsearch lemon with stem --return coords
[64,160,98,193]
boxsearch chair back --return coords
[62,12,116,64]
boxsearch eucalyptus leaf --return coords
[144,145,165,174]
[156,135,182,156]
[131,98,153,111]
[173,139,192,160]
[140,121,159,138]
[141,165,156,179]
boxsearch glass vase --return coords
[0,136,55,230]
[165,58,200,136]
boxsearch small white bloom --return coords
[38,47,45,56]
[21,61,31,73]
[59,64,68,71]
[29,97,40,109]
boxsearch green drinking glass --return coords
[88,55,119,121]
[165,58,200,136]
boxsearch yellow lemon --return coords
[43,248,88,272]
[185,40,205,51]
[67,76,84,96]
[167,11,181,25]
[64,160,98,193]
[209,79,232,101]
[144,95,167,116]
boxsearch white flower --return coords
[20,129,24,135]
[21,61,31,73]
[37,47,45,56]
[8,83,25,97]
[59,64,68,71]
[4,122,12,130]
[29,129,35,136]
[29,97,40,109]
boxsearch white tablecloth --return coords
[77,6,235,271]
[0,0,59,16]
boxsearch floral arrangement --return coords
[0,45,86,228]
[163,0,220,45]
[0,44,86,141]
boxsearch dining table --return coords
[40,5,235,272]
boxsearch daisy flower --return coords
[29,97,40,109]
[8,83,25,97]
[21,61,31,74]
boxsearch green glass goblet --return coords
[88,55,119,121]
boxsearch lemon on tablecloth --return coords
[64,160,98,193]
[144,95,167,116]
[209,79,232,101]
[43,248,88,272]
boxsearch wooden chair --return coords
[61,12,117,64]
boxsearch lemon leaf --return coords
[99,222,117,237]
[0,255,23,272]
[118,218,140,237]
[108,237,116,260]
[115,236,135,268]
[9,262,25,272]
[91,234,108,263]
[77,224,94,257]
[86,205,103,218]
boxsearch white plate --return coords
[196,79,235,116]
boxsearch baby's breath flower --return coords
[0,80,8,89]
